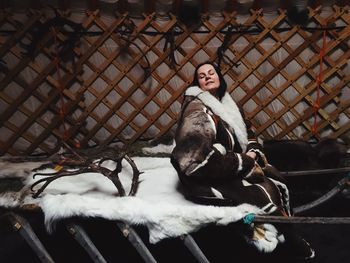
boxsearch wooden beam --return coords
[66,222,107,263]
[253,215,350,224]
[116,222,157,263]
[181,235,210,263]
[7,213,55,263]
[293,176,349,215]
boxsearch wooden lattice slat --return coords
[23,10,127,154]
[0,5,350,156]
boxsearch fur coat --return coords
[171,86,271,204]
[170,87,316,258]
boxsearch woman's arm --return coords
[172,99,256,179]
[242,113,266,166]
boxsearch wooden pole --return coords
[181,234,210,263]
[116,222,157,263]
[253,215,350,224]
[293,176,349,215]
[7,212,55,263]
[280,167,350,177]
[66,222,107,263]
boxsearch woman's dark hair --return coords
[191,61,227,99]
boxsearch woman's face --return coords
[197,64,220,93]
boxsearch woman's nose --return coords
[205,76,210,80]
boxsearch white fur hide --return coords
[0,157,281,251]
[141,141,175,155]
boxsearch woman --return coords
[171,61,315,259]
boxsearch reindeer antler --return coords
[31,144,141,198]
[31,166,92,198]
[124,154,143,196]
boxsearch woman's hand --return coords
[246,151,257,160]
[245,163,265,184]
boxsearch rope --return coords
[312,30,327,136]
[51,27,80,150]
[52,27,69,141]
[243,213,255,225]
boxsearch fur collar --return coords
[185,86,248,152]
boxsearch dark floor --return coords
[0,194,349,263]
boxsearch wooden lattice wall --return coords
[1,5,350,156]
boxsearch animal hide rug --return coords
[0,157,282,252]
